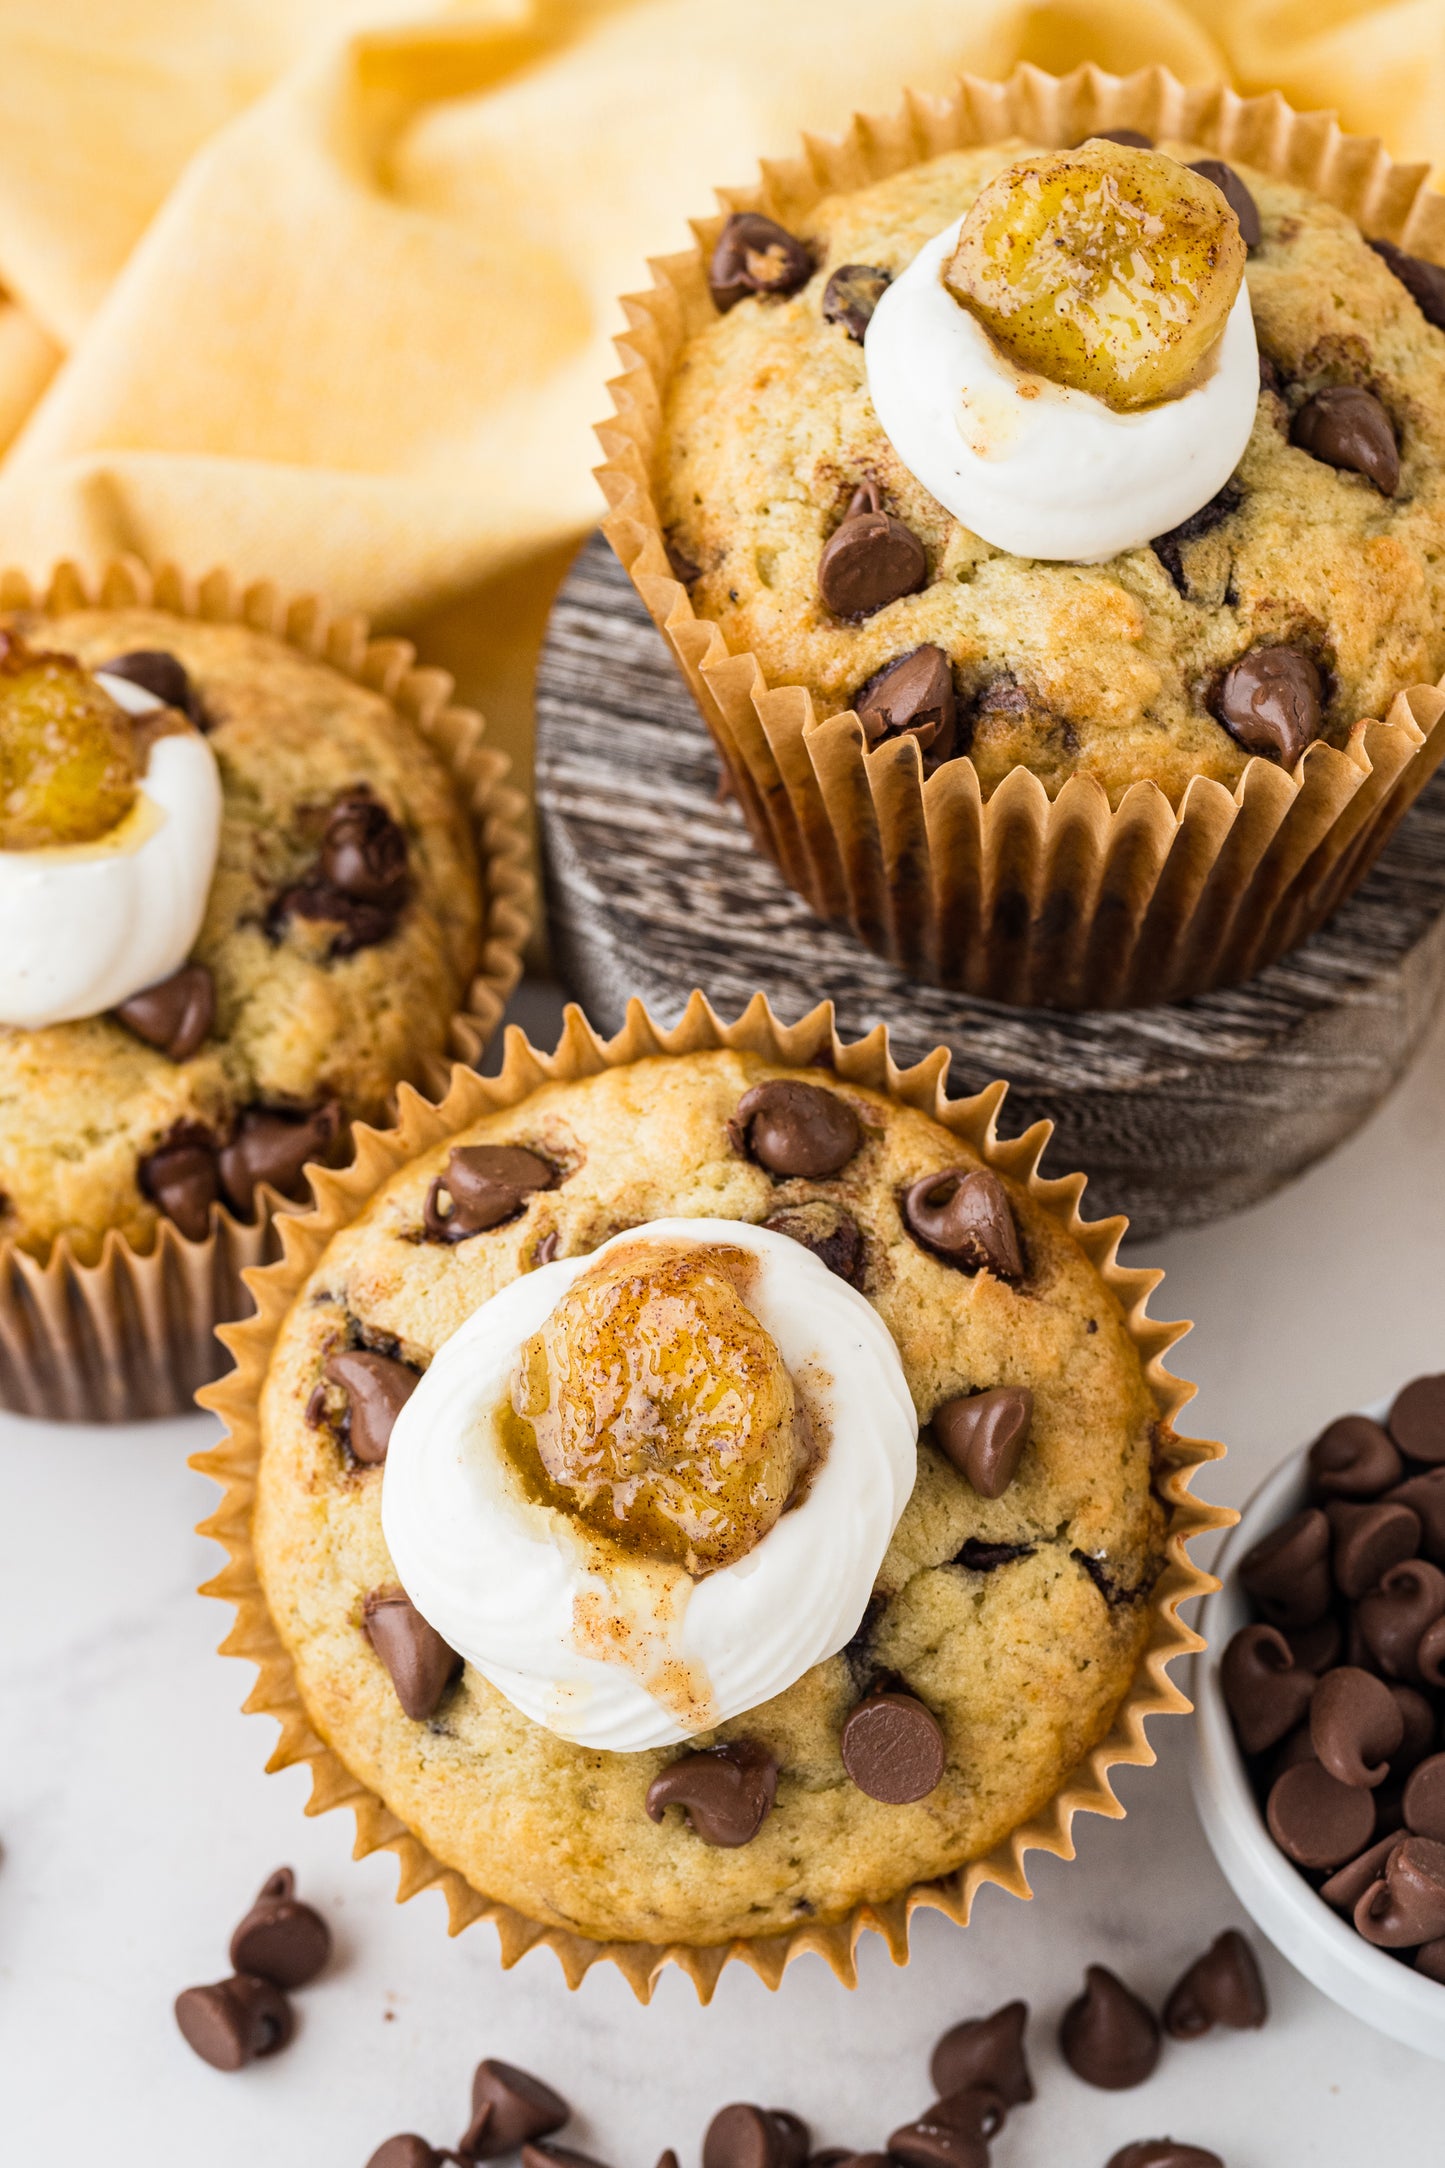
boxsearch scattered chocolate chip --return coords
[1354,1833,1445,1946]
[1320,1830,1403,1913]
[645,1740,778,1847]
[729,1079,861,1178]
[1059,1966,1161,2090]
[1404,1753,1445,1839]
[930,2000,1033,2105]
[656,2153,682,2168]
[1107,2146,1223,2168]
[362,1586,461,1720]
[1188,159,1261,249]
[1329,1499,1421,1599]
[1386,1469,1445,1561]
[1086,128,1154,148]
[114,963,214,1062]
[1217,646,1323,767]
[1162,1930,1267,2039]
[1309,1665,1406,1788]
[367,2139,456,2168]
[931,1386,1033,1499]
[1291,386,1399,494]
[320,791,409,907]
[461,2061,569,2160]
[1357,1559,1445,1678]
[100,648,206,726]
[1237,1507,1332,1630]
[1368,237,1445,329]
[840,1691,944,1804]
[768,2114,810,2168]
[228,1867,331,1990]
[901,1167,1022,1281]
[138,1126,220,1241]
[1150,481,1242,595]
[763,1201,864,1285]
[323,1349,419,1465]
[218,1102,342,1217]
[521,2148,609,2168]
[818,484,927,620]
[1221,1624,1316,1754]
[1266,1757,1376,1868]
[821,263,891,341]
[709,213,812,312]
[424,1144,556,1241]
[854,645,956,757]
[703,2104,809,2168]
[1309,1414,1403,1499]
[1389,1374,1445,1465]
[174,1974,294,2071]
[885,2115,988,2168]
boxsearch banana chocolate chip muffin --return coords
[252,1047,1168,1946]
[0,606,482,1262]
[659,135,1445,803]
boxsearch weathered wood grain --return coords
[535,533,1445,1238]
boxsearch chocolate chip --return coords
[367,2139,456,2168]
[1059,1966,1161,2090]
[884,2116,988,2168]
[1357,1558,1445,1677]
[709,213,812,311]
[532,1229,560,1268]
[664,534,702,585]
[218,1102,342,1216]
[1107,2147,1223,2168]
[902,1167,1022,1281]
[424,1144,557,1241]
[1309,1664,1406,1788]
[953,1537,1035,1571]
[930,2000,1032,2105]
[268,877,400,956]
[1217,646,1323,767]
[138,1126,220,1241]
[1162,1930,1267,2039]
[655,2153,682,2168]
[1221,1624,1316,1754]
[1238,1506,1332,1629]
[818,484,927,620]
[1150,480,1242,594]
[1328,1498,1421,1599]
[114,963,214,1062]
[1391,1685,1438,1772]
[1266,1757,1376,1867]
[324,1349,419,1465]
[1415,1935,1445,1982]
[1419,1614,1445,1687]
[460,2062,569,2160]
[173,1974,294,2071]
[763,1201,864,1284]
[1386,1469,1445,1561]
[228,1866,331,1989]
[1188,159,1261,249]
[931,1386,1033,1500]
[1320,1830,1403,1913]
[521,2148,610,2168]
[1354,1833,1445,1946]
[1368,237,1445,328]
[1404,1753,1445,1840]
[320,790,409,906]
[362,1585,461,1720]
[821,263,891,341]
[1291,386,1399,494]
[1389,1374,1445,1465]
[100,648,206,726]
[1310,1414,1403,1499]
[645,1739,778,1847]
[703,2105,809,2168]
[1086,128,1154,148]
[840,1690,944,1803]
[854,645,956,757]
[730,1079,861,1178]
[1285,1613,1343,1673]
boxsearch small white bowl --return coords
[1191,1402,1445,2061]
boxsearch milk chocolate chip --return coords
[931,1387,1033,1500]
[703,2107,810,2168]
[320,790,408,906]
[1291,386,1400,494]
[1404,1753,1445,1840]
[362,1586,461,1720]
[1059,1966,1160,2090]
[1320,1831,1403,1914]
[461,2062,569,2160]
[218,1102,342,1217]
[1237,1506,1332,1629]
[763,1201,864,1284]
[930,2000,1033,2105]
[101,648,206,726]
[1386,1469,1445,1561]
[730,1079,861,1177]
[885,2111,989,2168]
[1088,128,1154,148]
[1309,1666,1405,1787]
[902,1168,1022,1281]
[1221,1624,1316,1754]
[1266,1759,1376,1868]
[1389,1374,1445,1465]
[114,963,214,1062]
[324,1349,419,1465]
[367,2140,456,2168]
[1107,2147,1223,2168]
[424,1144,556,1240]
[1369,237,1445,329]
[1357,1558,1445,1677]
[1354,1834,1445,1946]
[174,1974,294,2071]
[138,1127,220,1240]
[645,1740,778,1847]
[840,1691,945,1803]
[1309,1414,1403,1499]
[229,1867,331,1990]
[1188,160,1261,249]
[818,484,927,620]
[1217,647,1323,767]
[854,646,956,756]
[1163,1930,1267,2038]
[822,263,891,341]
[1329,1499,1421,1598]
[709,214,812,311]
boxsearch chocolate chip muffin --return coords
[0,604,483,1263]
[658,140,1445,805]
[249,1045,1173,1949]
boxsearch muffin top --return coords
[254,1048,1166,1947]
[0,607,481,1261]
[658,140,1445,806]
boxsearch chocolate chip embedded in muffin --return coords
[138,1124,221,1241]
[324,1348,420,1465]
[931,1386,1033,1498]
[1369,237,1445,329]
[1084,128,1153,149]
[269,790,411,957]
[114,962,214,1062]
[218,1102,342,1217]
[1216,645,1324,766]
[901,1167,1022,1280]
[1291,386,1400,494]
[821,262,892,341]
[100,647,208,727]
[762,1200,864,1284]
[854,646,956,758]
[709,213,812,312]
[729,1079,861,1177]
[645,1740,779,1846]
[817,484,927,620]
[1150,480,1242,596]
[362,1585,461,1720]
[424,1144,557,1242]
[952,1537,1036,1572]
[1188,160,1261,251]
[840,1690,945,1803]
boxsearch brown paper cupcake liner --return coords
[596,64,1445,1009]
[193,991,1232,2002]
[0,558,534,1423]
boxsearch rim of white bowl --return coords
[1191,1394,1445,2061]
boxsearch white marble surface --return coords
[3,982,1443,2165]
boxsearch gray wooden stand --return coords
[535,533,1445,1240]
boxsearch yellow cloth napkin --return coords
[0,0,1436,838]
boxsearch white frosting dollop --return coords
[865,215,1259,562]
[381,1217,919,1752]
[0,676,222,1029]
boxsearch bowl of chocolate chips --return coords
[1193,1375,1445,2058]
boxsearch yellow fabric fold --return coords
[0,0,1434,840]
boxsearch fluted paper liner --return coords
[194,992,1232,2001]
[597,64,1445,1008]
[0,559,534,1423]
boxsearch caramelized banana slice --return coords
[0,636,139,849]
[944,142,1247,412]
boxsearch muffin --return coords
[599,69,1445,1007]
[0,563,531,1420]
[198,998,1225,1995]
